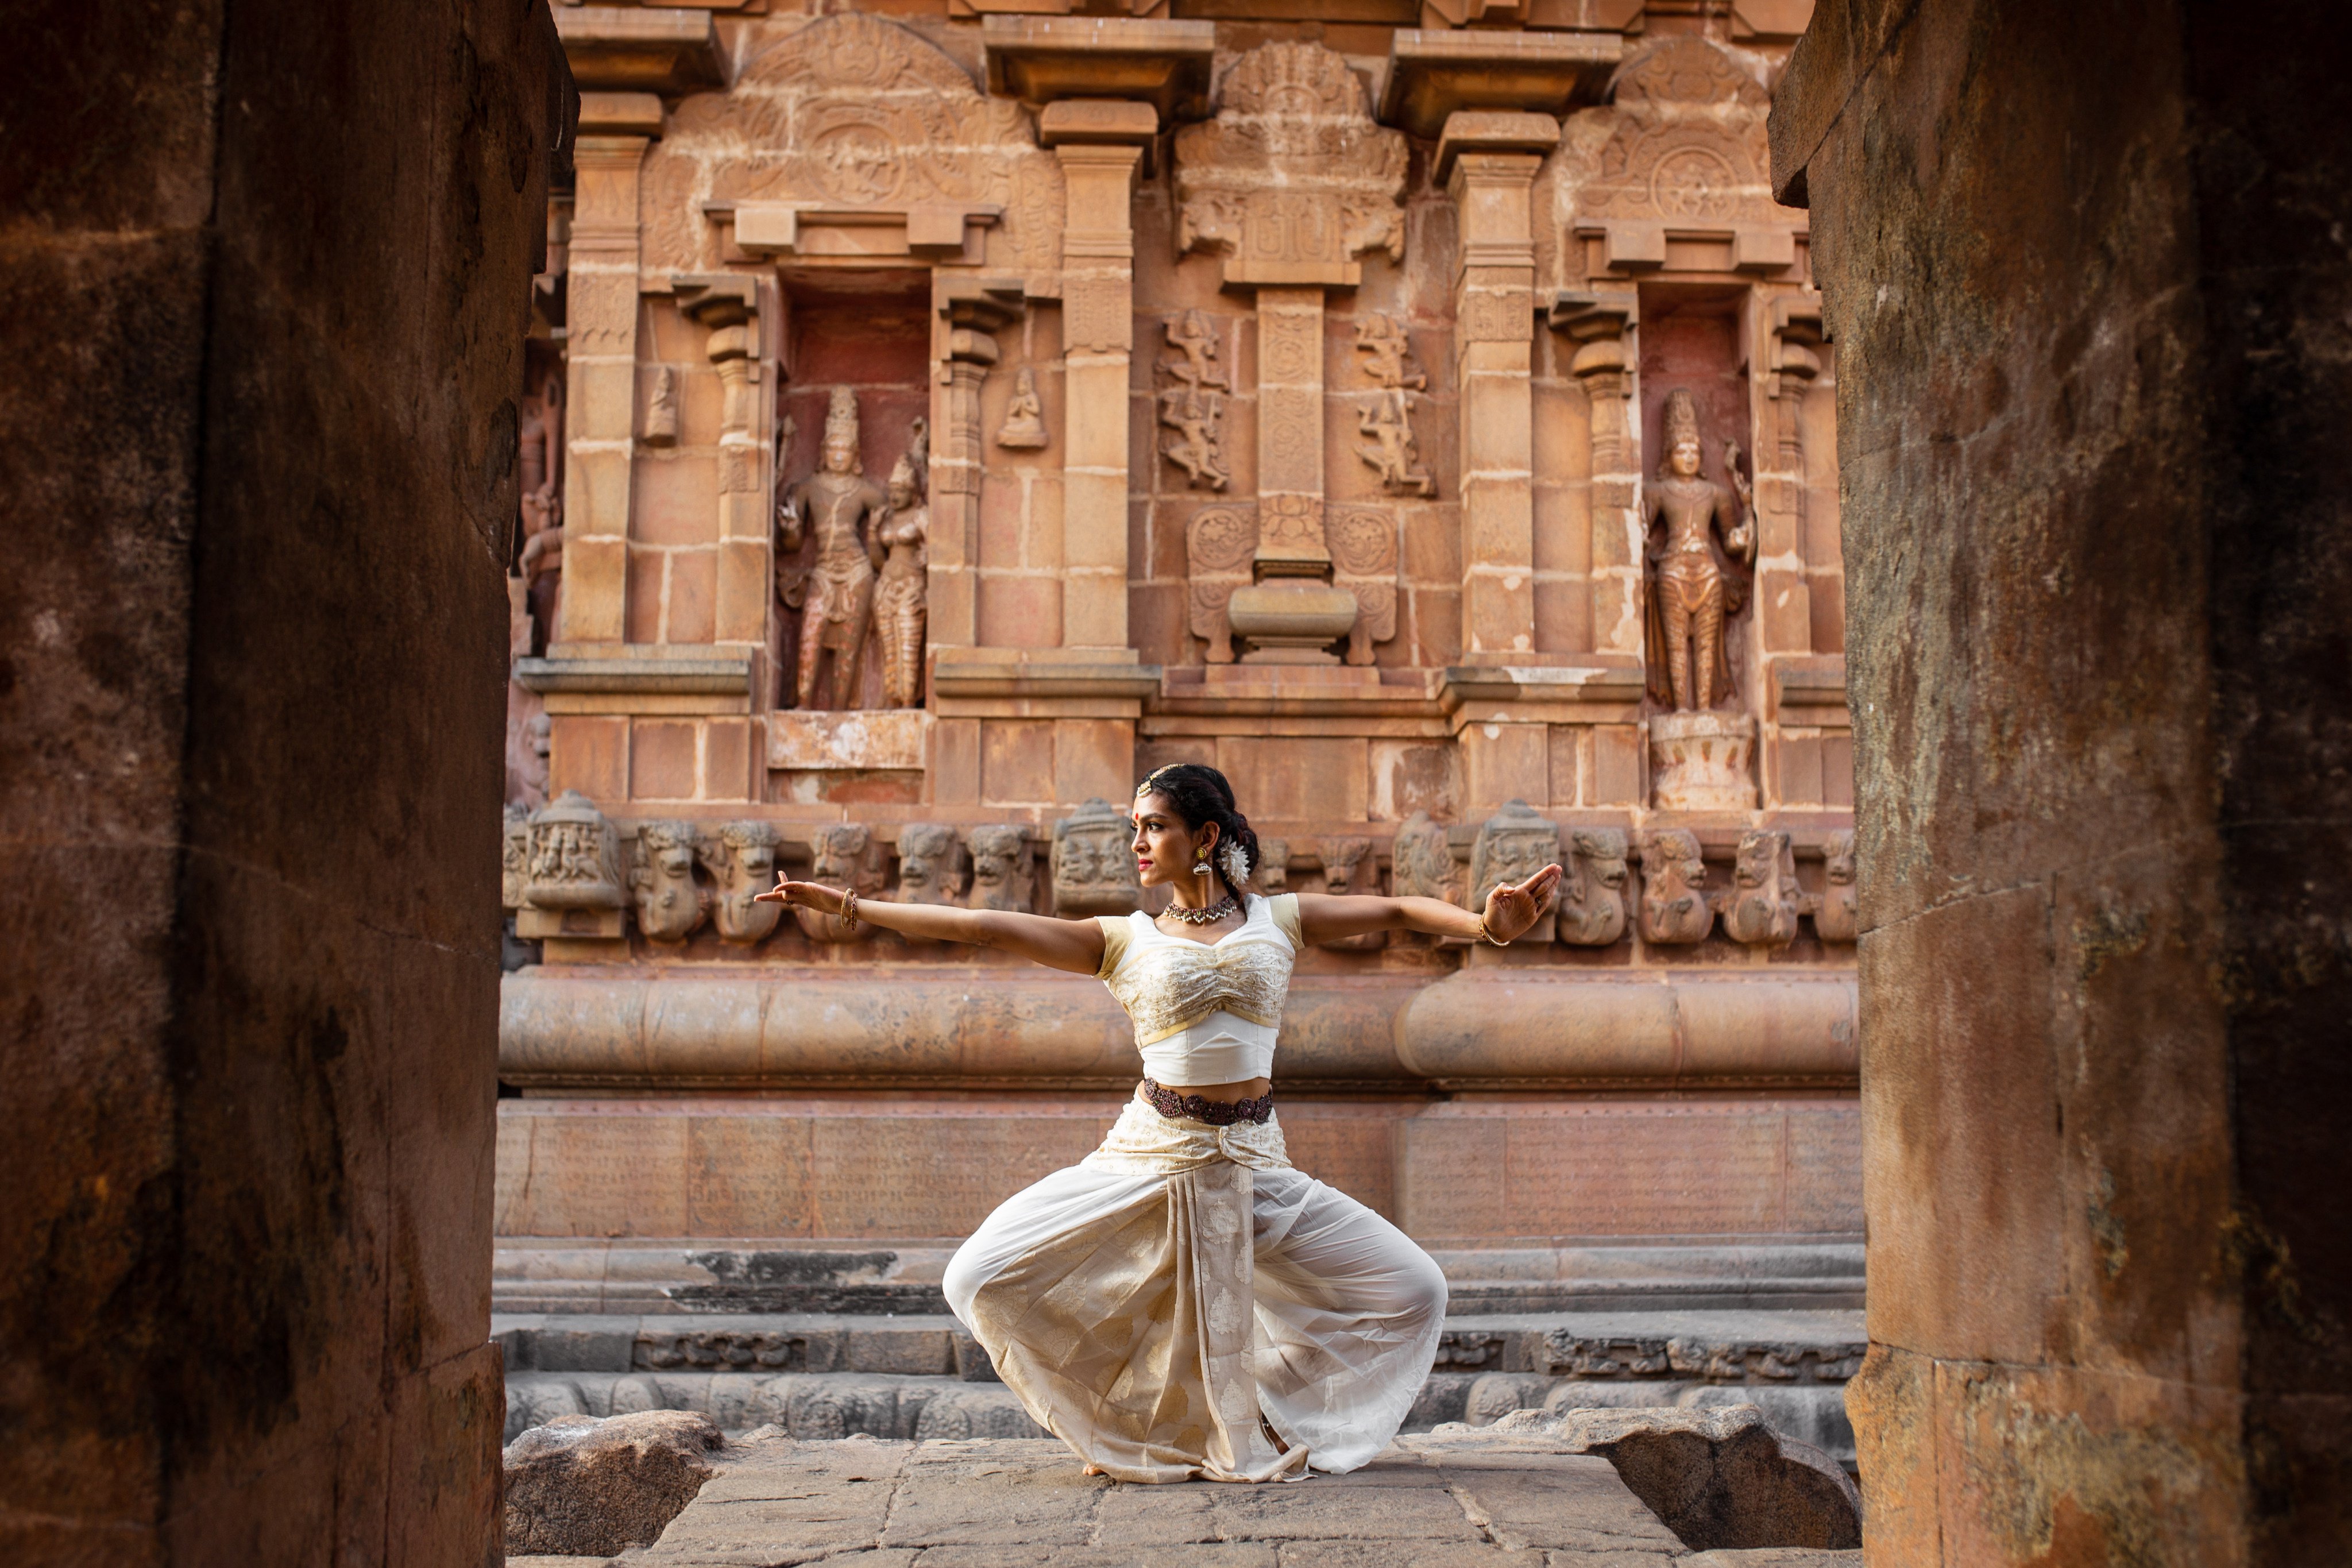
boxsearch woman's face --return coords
[1129,791,1215,889]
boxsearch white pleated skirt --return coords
[943,1095,1448,1484]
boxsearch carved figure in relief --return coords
[1637,828,1713,944]
[1158,311,1231,491]
[516,376,563,647]
[783,389,887,710]
[1356,389,1434,499]
[1816,829,1859,943]
[1161,309,1231,393]
[631,820,709,944]
[1557,828,1630,947]
[1353,314,1424,392]
[796,822,879,944]
[1254,840,1289,895]
[1643,389,1755,712]
[1052,798,1143,917]
[1315,836,1385,951]
[1470,801,1562,944]
[964,825,1034,914]
[1723,829,1800,947]
[702,821,783,945]
[644,365,681,446]
[896,823,967,906]
[995,367,1049,450]
[873,422,930,710]
[516,711,551,812]
[1392,812,1459,905]
[1185,505,1258,664]
[523,791,624,910]
[501,804,531,912]
[1327,508,1400,666]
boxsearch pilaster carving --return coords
[965,825,1035,914]
[1174,43,1407,289]
[1184,504,1257,664]
[1636,828,1712,944]
[1157,310,1231,491]
[631,820,709,944]
[1556,828,1630,947]
[1814,829,1858,943]
[703,821,783,945]
[1723,828,1800,947]
[797,823,884,944]
[523,791,625,911]
[1469,800,1560,944]
[1052,798,1142,916]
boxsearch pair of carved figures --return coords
[794,821,1037,945]
[1390,805,1855,947]
[1157,310,1231,491]
[500,793,783,945]
[1644,389,1756,713]
[776,388,929,710]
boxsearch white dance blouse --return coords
[1094,894,1304,1086]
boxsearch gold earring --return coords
[1192,848,1212,876]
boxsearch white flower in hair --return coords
[1219,839,1251,889]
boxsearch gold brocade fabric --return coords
[1098,894,1300,1048]
[960,1102,1307,1485]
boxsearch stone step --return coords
[494,1237,1866,1315]
[497,1307,1866,1462]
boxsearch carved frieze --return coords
[1175,43,1407,288]
[1815,829,1859,943]
[1158,310,1231,491]
[797,823,883,945]
[965,825,1034,914]
[1184,504,1257,664]
[702,821,783,946]
[1557,828,1630,947]
[1052,798,1141,916]
[1637,828,1712,944]
[1469,800,1560,944]
[632,820,709,944]
[1723,828,1801,947]
[523,791,625,911]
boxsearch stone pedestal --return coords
[1649,712,1757,812]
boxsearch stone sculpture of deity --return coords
[1643,389,1755,712]
[631,820,708,944]
[783,388,888,710]
[1637,828,1713,944]
[995,366,1049,450]
[873,424,930,711]
[1556,828,1630,947]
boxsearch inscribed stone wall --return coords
[504,2,1856,1295]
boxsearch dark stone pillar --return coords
[0,2,570,1561]
[1771,1,2349,1561]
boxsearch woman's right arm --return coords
[756,878,1106,975]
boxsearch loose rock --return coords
[503,1409,724,1557]
[1488,1403,1861,1551]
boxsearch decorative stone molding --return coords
[1469,800,1560,944]
[1723,828,1801,947]
[1557,827,1630,947]
[980,16,1216,122]
[1378,28,1621,140]
[965,825,1035,914]
[701,821,783,946]
[1636,828,1712,944]
[1052,798,1142,916]
[1173,43,1407,289]
[1814,829,1858,943]
[1650,710,1758,812]
[631,820,709,944]
[555,6,725,96]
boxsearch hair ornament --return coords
[1220,839,1251,889]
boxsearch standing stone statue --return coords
[783,388,887,710]
[1643,389,1754,712]
[874,422,930,711]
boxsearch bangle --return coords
[1474,916,1508,947]
[839,889,859,931]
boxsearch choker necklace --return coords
[1160,892,1239,926]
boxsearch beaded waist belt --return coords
[1140,1077,1274,1126]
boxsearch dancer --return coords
[756,763,1561,1483]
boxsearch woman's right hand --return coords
[753,876,849,914]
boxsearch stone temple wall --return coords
[498,1,1856,1323]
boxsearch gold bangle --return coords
[1475,916,1508,947]
[840,889,859,930]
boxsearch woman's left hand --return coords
[1483,864,1563,942]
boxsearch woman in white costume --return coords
[758,763,1561,1483]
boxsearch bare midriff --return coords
[1137,1076,1271,1104]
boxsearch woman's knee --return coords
[1400,1250,1449,1327]
[942,1243,991,1323]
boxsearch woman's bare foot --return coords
[1083,1462,1106,1477]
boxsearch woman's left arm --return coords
[1294,865,1562,946]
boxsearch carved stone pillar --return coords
[1442,114,1551,663]
[678,277,767,649]
[929,347,991,652]
[556,134,650,649]
[1045,101,1153,652]
[1551,291,1640,658]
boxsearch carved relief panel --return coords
[632,820,710,944]
[797,822,885,945]
[1722,828,1801,947]
[1469,801,1561,945]
[702,821,783,946]
[1636,828,1712,944]
[1052,798,1142,916]
[1557,828,1630,947]
[965,825,1034,914]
